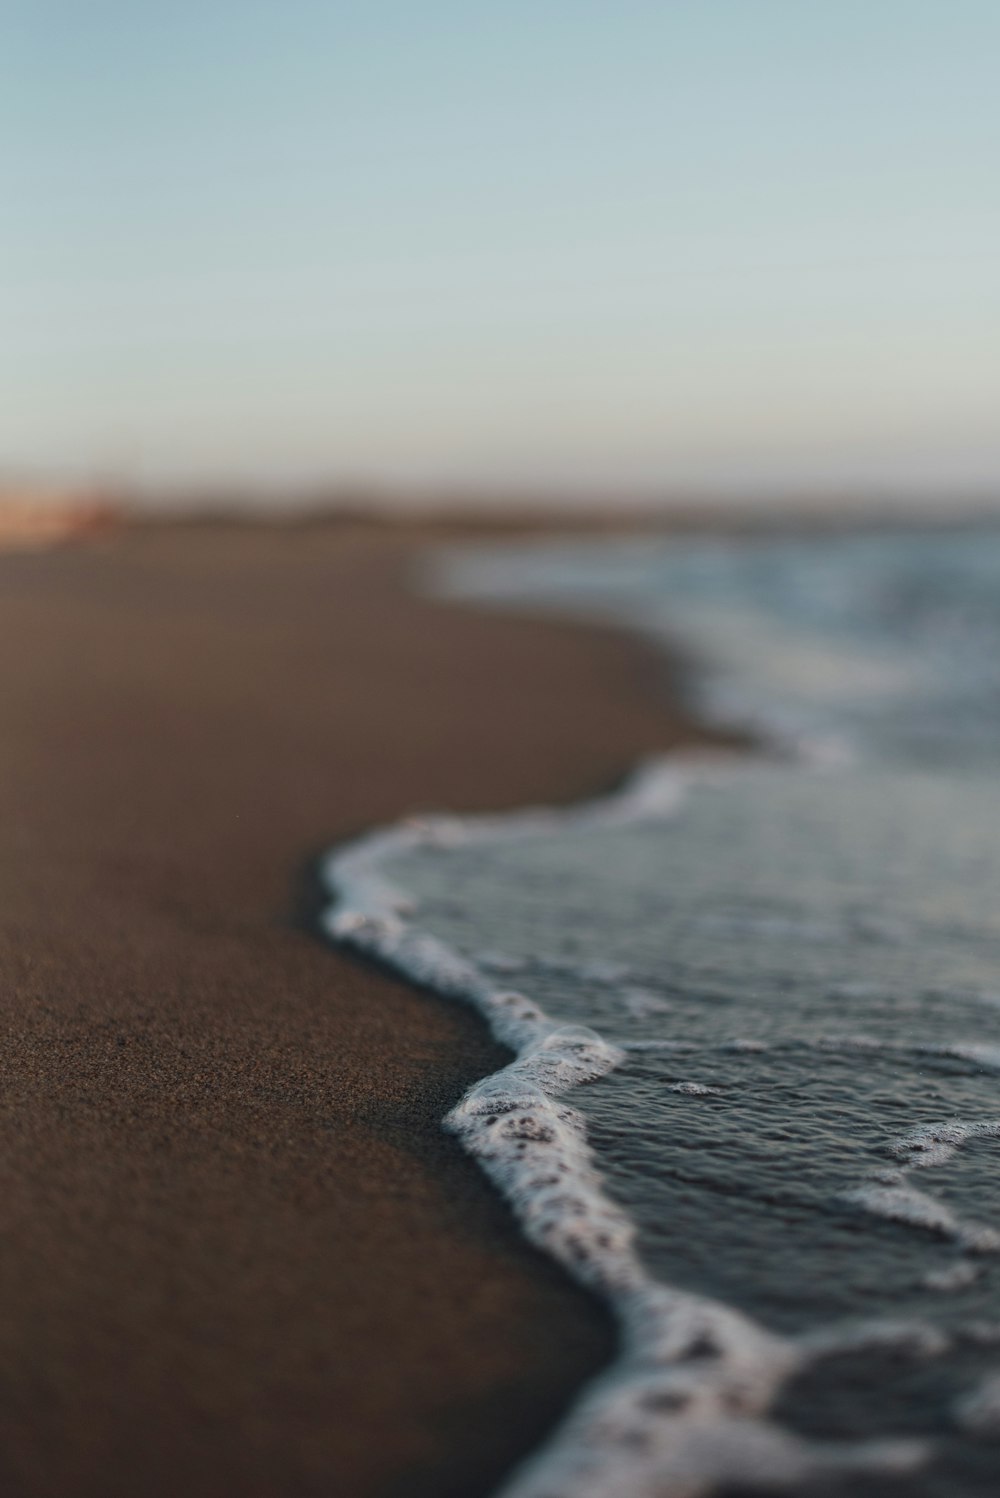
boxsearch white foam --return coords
[939,1042,1000,1071]
[954,1372,1000,1437]
[924,1260,982,1292]
[957,1320,1000,1346]
[842,1182,1000,1253]
[321,758,936,1498]
[843,1116,1000,1270]
[890,1118,1000,1170]
[619,986,674,1019]
[808,1035,1000,1073]
[477,950,529,974]
[802,1318,951,1361]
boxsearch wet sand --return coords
[0,520,728,1498]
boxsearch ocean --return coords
[323,524,1000,1497]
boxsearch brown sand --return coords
[0,522,726,1498]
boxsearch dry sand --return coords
[0,520,729,1498]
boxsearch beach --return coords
[0,519,726,1498]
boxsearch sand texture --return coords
[0,521,725,1497]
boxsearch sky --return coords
[2,1,999,502]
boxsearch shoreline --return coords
[0,520,732,1497]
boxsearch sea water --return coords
[324,525,1000,1497]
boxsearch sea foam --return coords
[320,527,1000,1495]
[321,759,933,1497]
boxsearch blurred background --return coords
[2,1,998,518]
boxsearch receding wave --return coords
[321,761,936,1496]
[321,524,1000,1496]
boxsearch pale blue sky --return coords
[3,1,998,499]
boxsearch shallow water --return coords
[327,525,1000,1496]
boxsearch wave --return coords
[319,758,939,1498]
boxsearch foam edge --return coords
[320,759,933,1497]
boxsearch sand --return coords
[0,520,727,1498]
